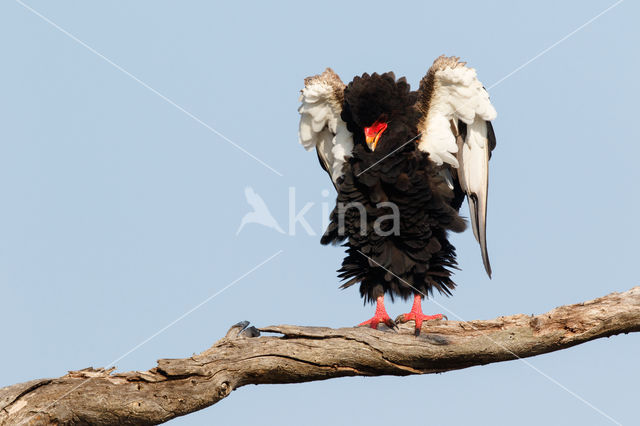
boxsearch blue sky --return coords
[0,1,638,425]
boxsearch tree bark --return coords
[2,287,639,425]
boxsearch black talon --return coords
[386,318,398,331]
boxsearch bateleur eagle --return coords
[298,56,497,335]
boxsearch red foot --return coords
[358,296,397,330]
[396,294,446,335]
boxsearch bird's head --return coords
[363,115,388,152]
[341,72,416,152]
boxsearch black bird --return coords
[298,56,497,335]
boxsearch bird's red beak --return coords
[364,119,388,152]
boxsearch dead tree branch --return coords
[2,287,639,425]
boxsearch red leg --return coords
[358,295,397,330]
[396,294,446,335]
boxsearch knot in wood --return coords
[218,381,230,398]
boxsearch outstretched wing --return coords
[416,56,497,277]
[298,68,354,188]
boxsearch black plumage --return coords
[320,72,467,303]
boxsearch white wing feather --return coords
[459,119,491,275]
[417,56,497,277]
[298,69,354,186]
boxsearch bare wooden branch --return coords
[2,287,639,425]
